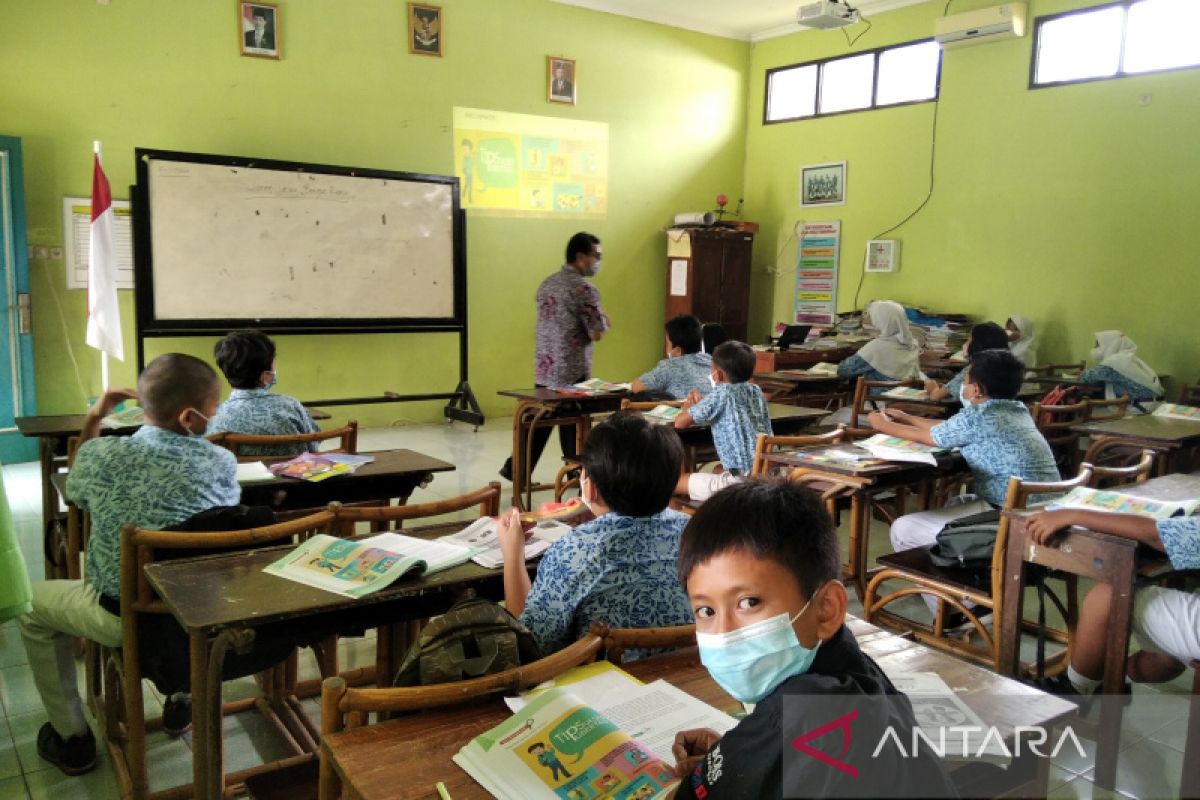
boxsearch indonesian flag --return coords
[86,151,123,360]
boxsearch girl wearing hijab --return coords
[1078,330,1164,406]
[1006,316,1038,368]
[837,300,921,384]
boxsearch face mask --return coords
[708,374,717,389]
[185,409,211,437]
[959,383,972,406]
[696,593,823,704]
[265,370,278,390]
[586,258,603,277]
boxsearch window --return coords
[1033,0,1200,87]
[764,39,941,124]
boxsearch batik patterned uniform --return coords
[519,509,692,658]
[836,353,896,386]
[534,266,608,387]
[687,382,773,474]
[1077,366,1160,404]
[209,388,320,456]
[1133,517,1200,664]
[638,352,713,399]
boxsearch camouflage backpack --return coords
[393,593,542,686]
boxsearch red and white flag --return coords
[86,150,123,361]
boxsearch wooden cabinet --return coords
[664,227,754,344]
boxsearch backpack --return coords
[1036,385,1082,427]
[927,508,1002,568]
[394,593,542,686]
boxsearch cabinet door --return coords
[690,235,724,324]
[718,234,753,343]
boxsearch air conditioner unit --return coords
[934,2,1026,48]
[797,0,860,30]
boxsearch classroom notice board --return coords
[132,149,465,335]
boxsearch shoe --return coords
[498,458,514,482]
[162,695,193,737]
[36,722,96,776]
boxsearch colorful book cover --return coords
[1153,404,1200,422]
[1048,486,1200,520]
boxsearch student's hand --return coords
[92,387,138,416]
[867,410,892,430]
[671,728,722,778]
[1026,510,1078,545]
[495,508,531,560]
[683,390,702,408]
[923,379,940,395]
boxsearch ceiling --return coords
[548,0,929,42]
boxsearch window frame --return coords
[1030,0,1200,90]
[762,36,942,125]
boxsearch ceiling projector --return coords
[797,0,860,29]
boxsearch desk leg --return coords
[848,493,867,601]
[1093,548,1136,791]
[998,527,1030,677]
[190,628,212,799]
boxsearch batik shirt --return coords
[1156,517,1200,570]
[209,388,320,456]
[1078,366,1162,403]
[67,426,240,599]
[535,266,608,387]
[638,352,713,399]
[930,399,1059,507]
[944,367,968,399]
[687,382,773,473]
[520,509,692,658]
[837,354,899,396]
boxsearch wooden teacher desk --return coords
[322,616,1076,800]
[752,342,861,374]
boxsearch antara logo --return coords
[791,710,859,778]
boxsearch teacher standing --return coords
[500,232,610,480]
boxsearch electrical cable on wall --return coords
[840,3,873,48]
[765,219,806,278]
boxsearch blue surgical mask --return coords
[696,593,823,704]
[265,370,278,390]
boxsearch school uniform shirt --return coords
[519,508,692,658]
[675,625,956,800]
[930,399,1059,507]
[67,426,240,599]
[535,265,609,387]
[210,388,320,456]
[638,352,713,400]
[944,367,968,399]
[687,383,773,473]
[1157,517,1200,571]
[1077,366,1160,404]
[836,353,896,385]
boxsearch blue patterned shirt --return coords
[638,352,713,399]
[1156,517,1200,570]
[687,382,773,473]
[1077,366,1162,403]
[535,266,608,387]
[837,355,896,395]
[67,426,240,598]
[944,368,967,399]
[210,388,320,456]
[520,509,693,658]
[930,399,1059,507]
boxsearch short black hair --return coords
[678,478,840,599]
[966,322,1009,357]
[214,330,276,389]
[701,323,726,354]
[565,232,600,264]
[527,742,545,753]
[665,315,703,355]
[581,413,682,517]
[138,354,220,422]
[712,340,755,383]
[966,348,1024,400]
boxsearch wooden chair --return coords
[213,420,358,461]
[602,624,696,665]
[864,466,1096,673]
[107,510,336,800]
[1030,398,1090,475]
[318,629,606,800]
[1177,383,1200,406]
[750,428,847,476]
[1081,440,1159,484]
[1084,394,1130,423]
[849,377,925,427]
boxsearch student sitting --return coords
[837,300,922,384]
[209,329,320,456]
[18,355,240,775]
[924,321,1010,401]
[674,341,772,475]
[1027,510,1199,696]
[1078,330,1164,406]
[1006,315,1038,367]
[870,349,1059,579]
[629,314,713,400]
[671,479,956,799]
[496,413,693,659]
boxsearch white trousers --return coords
[1133,585,1200,665]
[687,472,742,502]
[889,497,993,615]
[17,580,122,737]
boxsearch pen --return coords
[436,781,452,800]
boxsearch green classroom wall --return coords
[745,0,1198,393]
[0,0,748,429]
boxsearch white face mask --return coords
[185,408,211,437]
[708,374,717,389]
[958,383,972,406]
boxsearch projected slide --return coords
[453,107,608,218]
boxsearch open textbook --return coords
[858,434,947,466]
[1048,486,1200,520]
[454,681,738,800]
[263,532,472,598]
[438,516,572,569]
[881,386,930,401]
[642,405,681,423]
[1153,403,1200,422]
[268,452,375,482]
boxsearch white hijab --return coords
[1007,315,1037,367]
[858,300,920,380]
[1091,330,1163,396]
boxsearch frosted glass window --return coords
[819,53,875,114]
[766,65,818,121]
[876,41,941,105]
[1124,0,1200,73]
[1034,6,1125,84]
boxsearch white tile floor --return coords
[0,420,1194,798]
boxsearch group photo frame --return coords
[800,161,847,207]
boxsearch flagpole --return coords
[93,140,109,392]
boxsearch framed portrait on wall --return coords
[800,161,847,207]
[547,57,576,105]
[408,3,443,57]
[238,2,281,60]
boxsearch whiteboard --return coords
[136,151,461,331]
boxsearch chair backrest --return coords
[1030,399,1089,474]
[1084,395,1130,422]
[750,428,846,476]
[330,482,501,534]
[1029,361,1085,377]
[602,624,696,665]
[1083,447,1156,489]
[1177,383,1200,406]
[851,377,923,423]
[214,420,359,462]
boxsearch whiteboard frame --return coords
[132,148,466,338]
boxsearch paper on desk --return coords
[436,516,568,569]
[235,461,275,484]
[887,672,1006,758]
[505,660,644,712]
[600,680,739,763]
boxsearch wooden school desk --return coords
[144,520,531,799]
[1072,414,1200,474]
[321,616,1077,800]
[752,342,860,374]
[998,471,1200,790]
[753,370,847,409]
